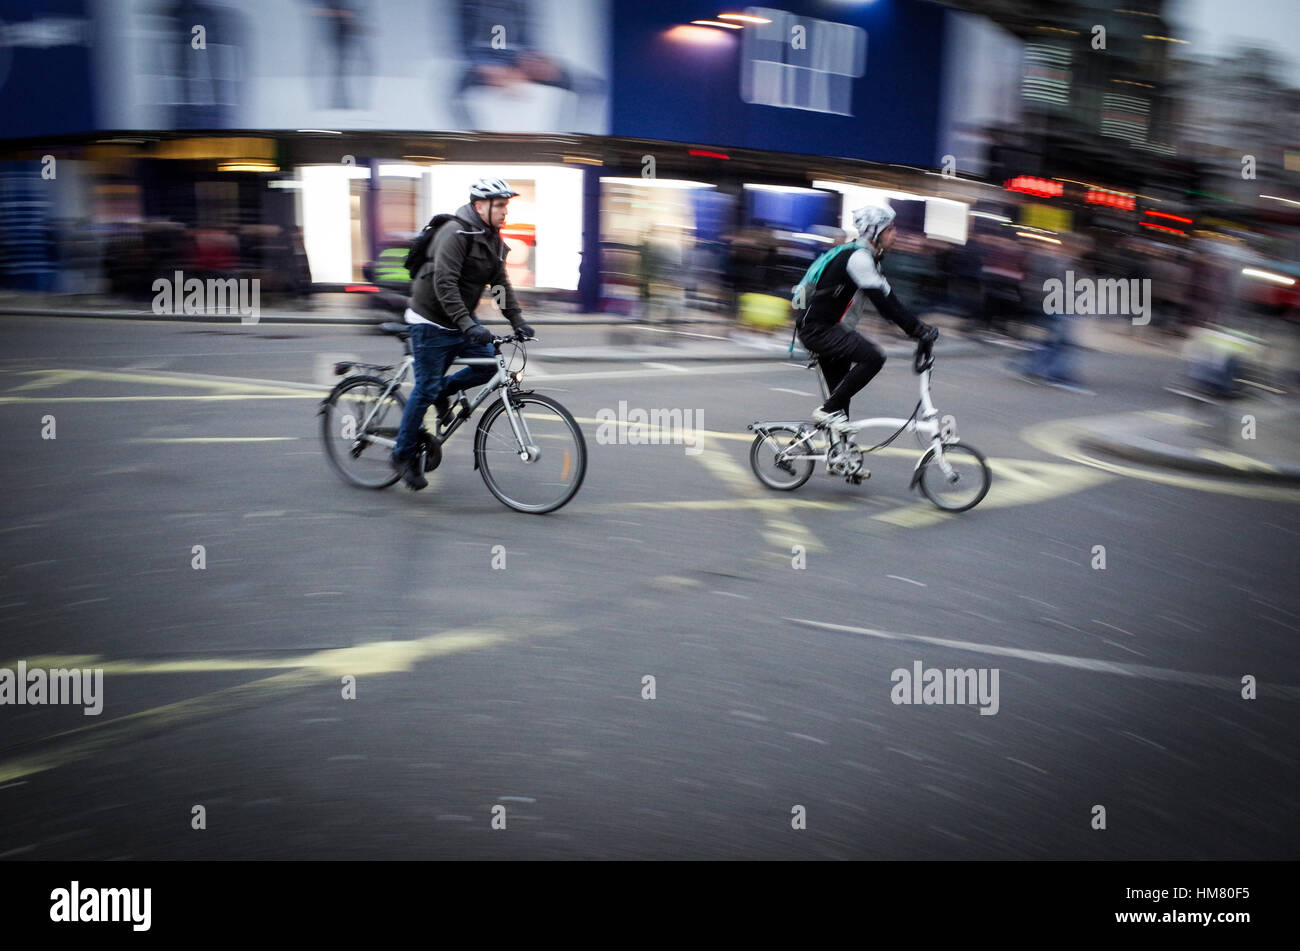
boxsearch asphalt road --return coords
[0,315,1296,859]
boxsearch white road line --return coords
[640,362,688,372]
[770,387,814,397]
[1249,598,1299,620]
[784,616,1300,700]
[1102,638,1147,657]
[1118,730,1167,752]
[129,437,297,443]
[635,326,731,340]
[537,363,778,382]
[1040,617,1086,634]
[1092,619,1137,637]
[886,575,927,587]
[1005,757,1049,775]
[787,733,828,745]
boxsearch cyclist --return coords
[794,205,938,435]
[391,178,535,490]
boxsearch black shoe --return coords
[392,454,428,491]
[433,394,455,429]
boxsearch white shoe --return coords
[811,407,857,436]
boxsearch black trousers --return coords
[799,323,886,417]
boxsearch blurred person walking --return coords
[1011,235,1090,393]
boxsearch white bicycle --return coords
[747,338,991,512]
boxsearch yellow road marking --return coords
[0,368,323,404]
[0,621,566,785]
[873,458,1111,528]
[1195,449,1279,473]
[691,437,826,552]
[1142,410,1193,426]
[1022,417,1300,502]
[580,498,850,513]
[4,370,87,393]
[12,368,313,396]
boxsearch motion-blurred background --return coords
[0,1,1294,369]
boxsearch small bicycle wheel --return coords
[474,392,586,513]
[916,442,991,512]
[321,376,405,489]
[750,426,816,490]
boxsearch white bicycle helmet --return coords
[852,204,896,245]
[469,177,519,201]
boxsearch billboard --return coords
[0,1,96,138]
[91,0,609,134]
[608,0,948,166]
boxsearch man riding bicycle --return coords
[794,205,939,435]
[391,177,535,490]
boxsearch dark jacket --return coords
[409,202,523,332]
[797,243,923,340]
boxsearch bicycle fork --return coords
[502,393,540,462]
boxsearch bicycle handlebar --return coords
[912,338,935,374]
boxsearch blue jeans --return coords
[391,323,496,462]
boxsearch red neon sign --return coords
[1085,188,1136,211]
[1004,176,1063,198]
[1144,210,1193,224]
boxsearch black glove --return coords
[914,323,939,344]
[465,324,493,346]
[514,322,535,340]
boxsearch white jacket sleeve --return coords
[846,248,891,293]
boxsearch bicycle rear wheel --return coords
[916,442,991,512]
[474,392,586,513]
[321,375,405,489]
[749,426,816,490]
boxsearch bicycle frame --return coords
[748,349,956,483]
[357,345,536,458]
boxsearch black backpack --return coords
[402,213,458,279]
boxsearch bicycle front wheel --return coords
[321,375,405,489]
[474,392,587,513]
[916,442,991,512]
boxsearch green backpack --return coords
[789,242,860,353]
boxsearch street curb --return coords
[0,306,986,362]
[1079,431,1300,484]
[529,342,985,362]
